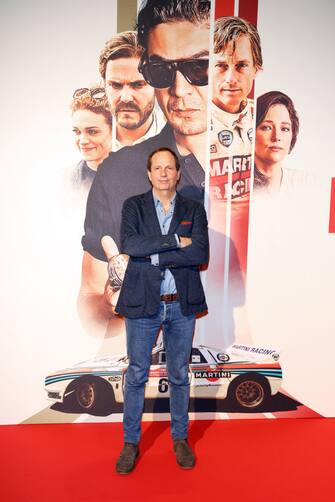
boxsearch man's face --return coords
[212,35,257,113]
[147,21,209,136]
[105,57,155,130]
[148,150,180,194]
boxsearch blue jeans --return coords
[123,301,195,444]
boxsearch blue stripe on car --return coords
[45,371,122,385]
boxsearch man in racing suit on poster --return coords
[209,15,263,274]
[206,17,263,345]
[210,16,263,203]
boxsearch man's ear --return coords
[147,170,152,184]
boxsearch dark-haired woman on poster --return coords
[71,86,112,192]
[253,91,300,193]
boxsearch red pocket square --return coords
[181,220,192,225]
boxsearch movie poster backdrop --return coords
[0,0,334,425]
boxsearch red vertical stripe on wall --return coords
[240,0,259,99]
[215,0,259,22]
[215,0,235,18]
[329,178,335,233]
[238,0,259,25]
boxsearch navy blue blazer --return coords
[115,190,209,319]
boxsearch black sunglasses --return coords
[139,58,208,89]
[73,87,106,100]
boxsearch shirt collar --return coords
[112,108,166,151]
[212,99,253,128]
[153,191,177,209]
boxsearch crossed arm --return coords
[120,198,209,268]
[78,198,209,333]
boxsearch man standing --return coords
[210,16,263,200]
[115,147,209,473]
[79,0,210,333]
[99,31,165,150]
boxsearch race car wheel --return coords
[229,375,270,410]
[76,381,97,410]
[73,377,116,414]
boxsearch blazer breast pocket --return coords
[177,219,193,237]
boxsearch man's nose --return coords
[224,66,238,85]
[120,87,134,102]
[160,167,168,176]
[170,70,193,97]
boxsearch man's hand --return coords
[179,236,192,248]
[105,253,129,308]
[103,282,121,311]
[101,236,129,309]
[78,236,122,332]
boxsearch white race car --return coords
[45,343,282,414]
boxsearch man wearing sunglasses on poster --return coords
[78,0,210,335]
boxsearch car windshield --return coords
[190,348,208,364]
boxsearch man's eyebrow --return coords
[107,79,146,84]
[130,79,146,84]
[215,57,250,63]
[149,50,209,62]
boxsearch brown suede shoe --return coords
[173,439,195,469]
[116,443,139,474]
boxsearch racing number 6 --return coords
[158,378,169,393]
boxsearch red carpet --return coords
[1,418,334,502]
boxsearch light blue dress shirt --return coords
[151,193,178,295]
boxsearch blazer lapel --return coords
[169,193,188,234]
[143,190,162,235]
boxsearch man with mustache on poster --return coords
[78,0,210,335]
[99,31,165,150]
[210,17,263,201]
